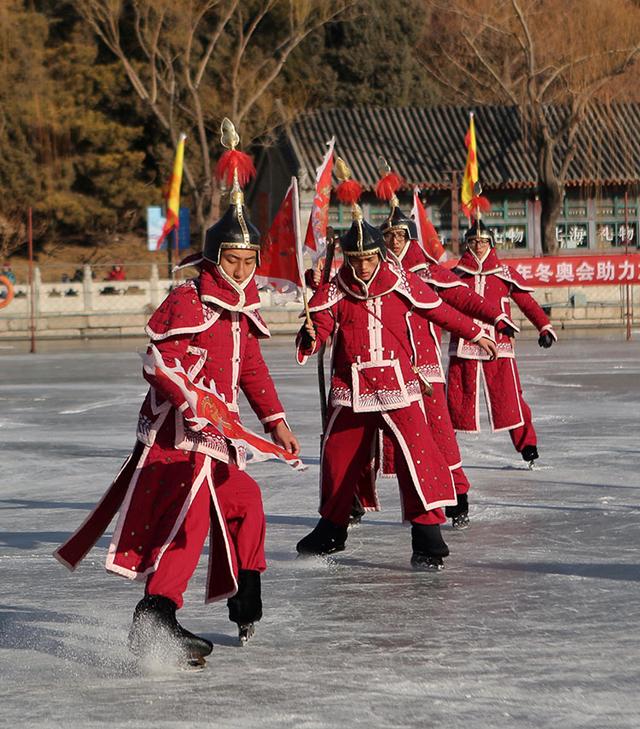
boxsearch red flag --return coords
[412,188,447,263]
[257,177,303,291]
[304,137,335,262]
[144,347,305,471]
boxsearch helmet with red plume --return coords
[204,118,261,265]
[335,157,386,259]
[375,157,416,241]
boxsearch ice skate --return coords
[238,623,255,646]
[296,518,347,556]
[348,496,366,527]
[445,493,469,530]
[522,445,539,469]
[128,595,213,665]
[410,523,449,571]
[228,570,262,646]
[410,552,445,571]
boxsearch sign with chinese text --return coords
[505,254,640,286]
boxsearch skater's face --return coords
[348,253,379,282]
[383,229,408,256]
[219,249,257,283]
[467,236,491,258]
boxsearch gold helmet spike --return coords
[335,156,352,182]
[220,117,240,151]
[377,155,391,177]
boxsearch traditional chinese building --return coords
[251,104,640,257]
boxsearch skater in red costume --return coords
[446,219,557,467]
[350,167,519,529]
[55,120,300,665]
[295,159,497,570]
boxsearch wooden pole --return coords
[451,170,460,256]
[624,188,632,341]
[317,239,335,429]
[28,207,36,354]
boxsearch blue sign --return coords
[147,206,191,251]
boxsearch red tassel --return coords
[215,149,256,187]
[336,179,362,205]
[462,195,491,220]
[375,172,402,201]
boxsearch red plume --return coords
[215,149,256,187]
[375,172,402,201]
[462,195,491,220]
[336,179,362,205]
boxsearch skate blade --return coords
[238,624,255,646]
[452,523,470,531]
[528,461,536,470]
[182,654,207,671]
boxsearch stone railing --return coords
[0,263,636,339]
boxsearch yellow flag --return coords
[460,113,478,215]
[156,133,186,250]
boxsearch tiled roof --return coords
[286,104,640,191]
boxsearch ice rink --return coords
[1,335,639,728]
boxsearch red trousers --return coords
[321,404,448,528]
[146,461,266,609]
[447,356,537,453]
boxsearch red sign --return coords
[493,254,640,286]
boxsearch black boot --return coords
[445,493,470,530]
[410,523,449,571]
[521,445,539,468]
[227,570,262,645]
[128,594,213,659]
[296,518,347,556]
[349,495,366,527]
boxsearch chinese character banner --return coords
[502,254,640,286]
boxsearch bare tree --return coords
[74,0,355,237]
[419,0,640,253]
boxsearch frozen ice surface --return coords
[1,336,639,728]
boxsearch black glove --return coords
[538,332,554,348]
[298,325,316,350]
[498,323,517,338]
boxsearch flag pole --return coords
[316,235,335,428]
[292,177,313,328]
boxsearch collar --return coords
[199,263,261,311]
[456,247,502,275]
[397,239,434,270]
[337,260,400,300]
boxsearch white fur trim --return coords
[381,413,456,514]
[260,412,286,425]
[204,464,239,603]
[105,445,152,580]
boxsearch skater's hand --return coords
[477,336,497,360]
[538,331,554,348]
[271,421,300,456]
[497,322,517,338]
[298,320,317,350]
[313,259,324,287]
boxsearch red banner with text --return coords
[464,254,640,286]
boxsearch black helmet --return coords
[464,219,495,247]
[341,216,387,259]
[380,205,417,240]
[203,190,262,265]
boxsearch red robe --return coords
[446,247,557,442]
[297,259,486,522]
[55,265,287,603]
[376,242,516,492]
